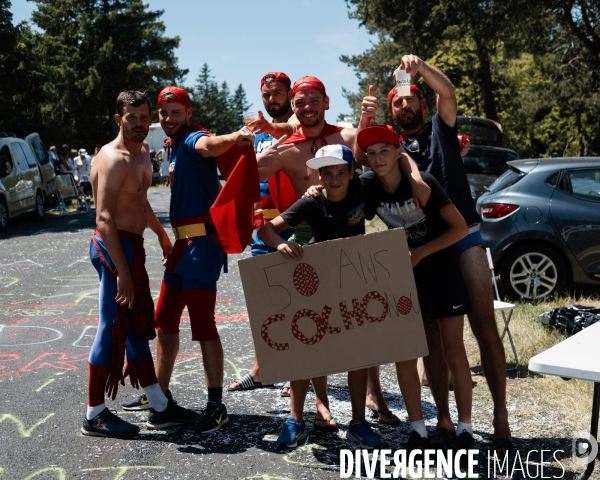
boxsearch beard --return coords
[123,125,149,143]
[161,120,188,139]
[266,101,291,119]
[394,108,424,132]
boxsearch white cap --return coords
[306,144,354,170]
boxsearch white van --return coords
[25,133,58,201]
[147,123,168,152]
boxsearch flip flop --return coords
[314,416,338,432]
[428,427,455,448]
[490,437,513,454]
[370,409,400,425]
[227,373,273,392]
[280,381,291,397]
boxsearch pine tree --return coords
[29,0,187,147]
[191,64,250,135]
[0,1,46,137]
[230,84,251,130]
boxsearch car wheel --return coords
[0,197,8,232]
[499,243,567,301]
[33,190,45,221]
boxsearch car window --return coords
[463,148,520,175]
[545,171,560,187]
[0,146,14,179]
[457,121,502,146]
[488,168,526,194]
[29,136,50,165]
[22,142,39,168]
[9,143,32,171]
[567,169,600,202]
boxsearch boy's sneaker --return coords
[455,430,475,468]
[146,399,200,430]
[346,418,382,450]
[81,408,140,438]
[194,401,229,434]
[276,416,307,448]
[405,430,430,460]
[122,389,175,411]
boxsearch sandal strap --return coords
[237,374,255,390]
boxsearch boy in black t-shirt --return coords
[358,125,475,460]
[259,144,382,450]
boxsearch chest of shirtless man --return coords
[256,83,356,198]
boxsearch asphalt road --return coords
[0,186,469,480]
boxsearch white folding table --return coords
[529,321,600,480]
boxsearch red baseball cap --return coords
[261,72,291,89]
[357,125,399,151]
[387,85,427,115]
[157,86,191,108]
[290,76,326,97]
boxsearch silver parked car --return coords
[477,157,600,300]
[0,137,45,231]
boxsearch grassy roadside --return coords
[366,217,600,466]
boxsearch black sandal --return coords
[227,373,273,392]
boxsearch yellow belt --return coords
[259,208,280,220]
[172,223,207,240]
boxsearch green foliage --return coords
[189,64,251,135]
[17,0,186,148]
[0,1,46,137]
[342,0,600,157]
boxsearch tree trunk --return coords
[474,37,498,121]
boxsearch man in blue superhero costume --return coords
[151,86,254,434]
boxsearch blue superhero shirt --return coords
[169,131,220,222]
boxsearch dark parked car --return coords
[476,158,600,300]
[457,116,504,147]
[458,116,520,198]
[463,145,520,198]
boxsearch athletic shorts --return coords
[456,226,483,253]
[155,236,223,341]
[413,256,472,321]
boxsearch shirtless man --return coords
[83,91,199,438]
[254,77,354,428]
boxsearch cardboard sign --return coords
[239,228,428,384]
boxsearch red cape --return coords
[167,125,260,254]
[267,123,344,213]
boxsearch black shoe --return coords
[146,399,200,430]
[405,430,430,452]
[455,430,475,468]
[122,389,175,411]
[81,408,140,438]
[404,430,430,461]
[194,402,229,434]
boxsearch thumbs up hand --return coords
[361,85,378,123]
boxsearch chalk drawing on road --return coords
[0,412,55,437]
[0,325,63,346]
[0,259,43,268]
[82,466,165,479]
[67,257,89,267]
[72,326,97,348]
[22,467,67,480]
[0,277,19,288]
